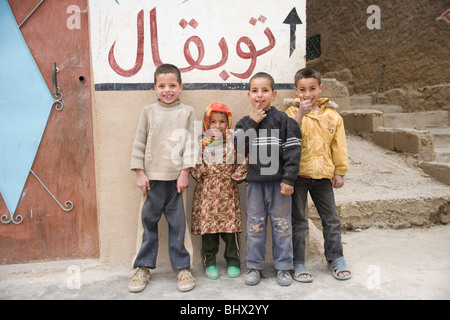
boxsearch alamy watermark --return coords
[366,265,381,289]
[66,265,81,290]
[367,5,381,30]
[66,5,81,30]
[166,121,287,176]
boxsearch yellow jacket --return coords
[285,98,348,179]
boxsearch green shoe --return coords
[227,266,240,278]
[205,265,219,280]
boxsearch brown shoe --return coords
[128,268,151,293]
[177,269,195,292]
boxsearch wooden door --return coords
[0,0,99,264]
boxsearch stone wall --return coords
[376,84,450,112]
[306,0,450,95]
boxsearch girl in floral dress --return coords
[191,103,248,280]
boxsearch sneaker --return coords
[128,267,151,293]
[177,269,195,292]
[277,270,293,286]
[205,265,219,280]
[245,269,261,286]
[227,266,240,278]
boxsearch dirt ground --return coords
[0,224,449,300]
[310,134,450,231]
[335,134,449,204]
[343,224,450,300]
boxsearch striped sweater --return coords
[233,106,302,186]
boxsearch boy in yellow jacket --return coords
[285,68,351,282]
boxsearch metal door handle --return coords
[51,62,60,96]
[51,62,64,110]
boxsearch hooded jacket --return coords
[285,98,348,180]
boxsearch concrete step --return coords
[322,78,350,111]
[383,111,449,130]
[435,148,450,163]
[308,134,450,230]
[420,162,450,185]
[350,104,403,114]
[372,127,435,161]
[427,127,450,149]
[349,94,403,113]
[350,94,373,106]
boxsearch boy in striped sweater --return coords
[234,72,302,286]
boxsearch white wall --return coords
[88,0,306,266]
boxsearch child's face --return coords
[209,112,228,136]
[248,77,277,111]
[155,73,183,104]
[295,77,323,104]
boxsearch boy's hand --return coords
[250,108,267,123]
[136,169,150,194]
[177,168,190,193]
[332,175,344,189]
[298,96,313,116]
[280,183,294,196]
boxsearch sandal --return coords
[292,264,313,283]
[328,257,352,280]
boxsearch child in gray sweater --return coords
[129,64,197,293]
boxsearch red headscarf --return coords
[202,103,233,146]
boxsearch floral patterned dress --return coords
[191,140,248,235]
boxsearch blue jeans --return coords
[133,180,191,270]
[245,182,293,271]
[292,177,343,264]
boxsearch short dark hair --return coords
[294,68,321,86]
[249,72,275,91]
[154,64,182,85]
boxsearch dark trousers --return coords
[201,233,240,267]
[292,177,343,264]
[133,180,191,270]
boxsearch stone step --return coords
[372,127,435,161]
[322,78,350,111]
[316,196,450,230]
[427,127,450,149]
[420,162,450,185]
[435,148,450,163]
[308,134,450,230]
[349,94,403,113]
[350,103,403,114]
[383,111,449,130]
[350,94,373,106]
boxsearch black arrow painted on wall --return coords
[283,8,303,57]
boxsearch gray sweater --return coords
[130,100,197,180]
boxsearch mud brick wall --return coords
[306,1,450,95]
